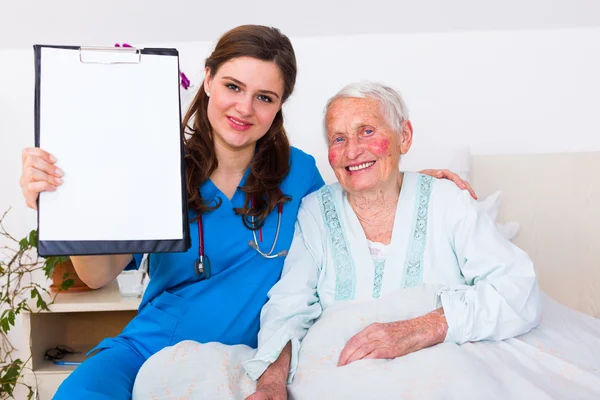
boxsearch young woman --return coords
[19,25,473,399]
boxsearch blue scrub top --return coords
[92,147,324,359]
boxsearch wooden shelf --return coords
[32,280,142,313]
[34,360,78,375]
[23,279,142,399]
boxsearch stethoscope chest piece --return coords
[194,255,211,279]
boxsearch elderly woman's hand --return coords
[245,382,287,400]
[337,308,448,366]
[245,342,291,400]
[419,169,477,200]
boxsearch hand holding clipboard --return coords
[31,45,190,257]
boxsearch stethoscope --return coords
[194,197,288,279]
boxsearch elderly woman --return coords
[242,81,541,394]
[133,83,541,399]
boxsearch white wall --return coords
[3,26,600,234]
[172,27,600,185]
[286,28,600,184]
[1,26,599,386]
[3,0,600,49]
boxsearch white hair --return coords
[323,81,409,135]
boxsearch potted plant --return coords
[0,209,78,399]
[47,257,93,293]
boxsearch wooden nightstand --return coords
[22,281,140,399]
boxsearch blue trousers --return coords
[53,343,145,399]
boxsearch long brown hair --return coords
[182,25,297,229]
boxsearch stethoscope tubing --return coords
[197,198,285,265]
[249,206,283,258]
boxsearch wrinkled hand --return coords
[337,308,448,367]
[419,169,477,200]
[247,342,290,400]
[245,382,287,400]
[20,147,64,210]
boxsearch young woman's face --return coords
[204,57,284,152]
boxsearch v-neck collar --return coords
[340,172,415,269]
[198,168,252,220]
[201,167,251,207]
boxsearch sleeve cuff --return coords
[124,253,145,271]
[437,286,469,345]
[243,335,301,384]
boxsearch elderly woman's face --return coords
[326,97,407,194]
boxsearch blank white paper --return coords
[38,47,184,241]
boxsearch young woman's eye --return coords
[225,83,240,92]
[257,94,272,103]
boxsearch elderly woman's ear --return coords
[399,120,413,155]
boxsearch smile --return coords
[346,161,375,172]
[227,116,253,131]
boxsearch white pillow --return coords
[400,145,521,240]
[400,146,471,182]
[476,190,520,241]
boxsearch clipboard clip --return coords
[79,46,142,64]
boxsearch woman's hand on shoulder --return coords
[20,147,64,210]
[419,169,477,200]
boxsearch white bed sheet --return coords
[132,286,600,399]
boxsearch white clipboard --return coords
[34,45,190,256]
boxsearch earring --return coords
[205,91,210,97]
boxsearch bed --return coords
[132,152,600,399]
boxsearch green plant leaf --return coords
[19,237,28,250]
[0,309,16,334]
[60,278,75,291]
[14,300,27,315]
[43,256,60,278]
[30,288,50,311]
[0,360,23,396]
[28,229,38,248]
